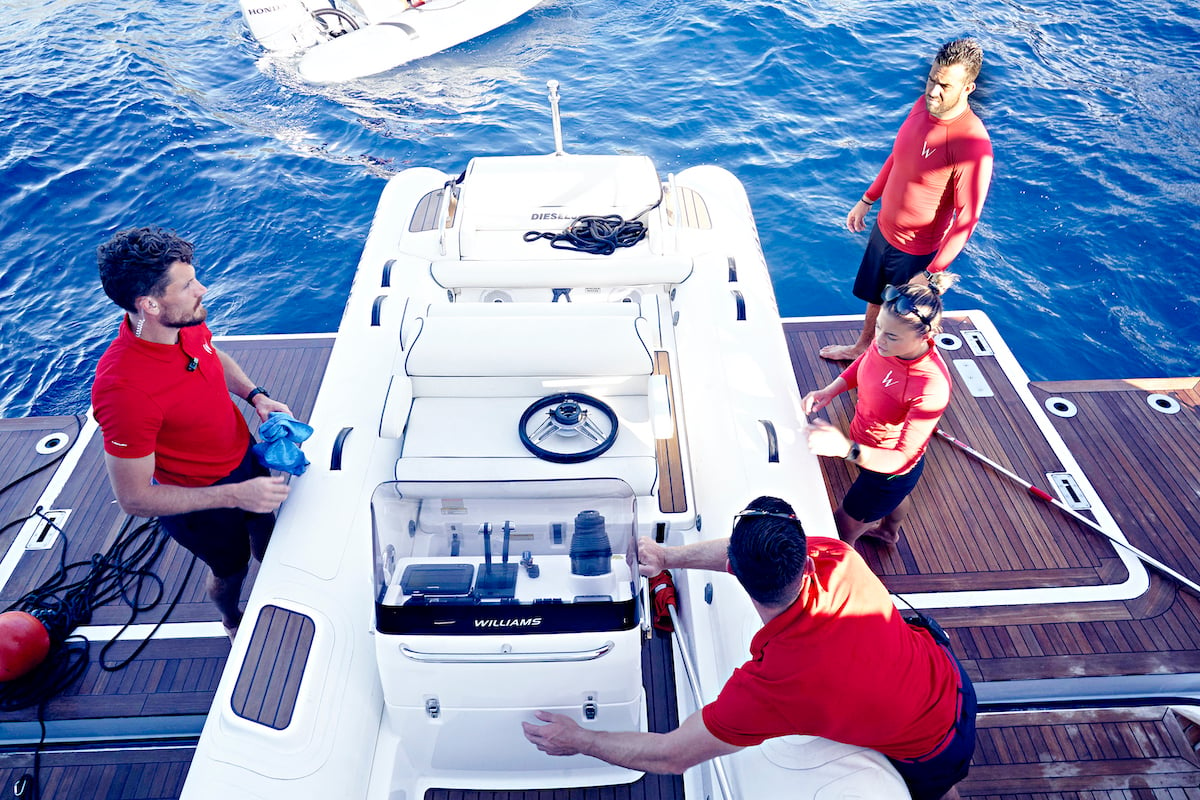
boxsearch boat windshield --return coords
[371,478,640,636]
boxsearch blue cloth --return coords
[252,412,313,475]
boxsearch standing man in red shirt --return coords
[821,38,993,362]
[92,226,291,641]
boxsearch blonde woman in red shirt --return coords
[804,273,956,546]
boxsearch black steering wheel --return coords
[518,393,619,464]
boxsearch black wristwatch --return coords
[844,442,862,464]
[246,386,270,404]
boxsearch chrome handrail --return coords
[399,639,614,664]
[666,601,734,800]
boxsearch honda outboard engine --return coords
[240,0,323,52]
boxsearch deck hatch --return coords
[230,604,315,730]
[951,358,995,398]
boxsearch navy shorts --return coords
[852,223,936,305]
[841,456,925,523]
[888,646,977,800]
[158,444,276,579]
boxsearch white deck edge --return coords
[0,411,103,594]
[212,332,336,342]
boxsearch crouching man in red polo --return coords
[523,495,976,800]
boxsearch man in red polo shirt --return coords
[523,496,976,799]
[821,38,993,362]
[92,226,291,641]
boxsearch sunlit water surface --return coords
[1,0,1197,417]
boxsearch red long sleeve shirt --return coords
[866,98,993,272]
[840,341,951,475]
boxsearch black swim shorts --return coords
[157,444,276,578]
[852,223,937,305]
[841,455,926,523]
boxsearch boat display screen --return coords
[370,478,640,635]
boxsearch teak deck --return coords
[2,316,1199,798]
[0,336,334,799]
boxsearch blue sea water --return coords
[1,0,1198,418]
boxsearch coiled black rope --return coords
[2,508,193,800]
[0,416,196,798]
[11,513,193,670]
[524,214,649,255]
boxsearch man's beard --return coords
[162,304,208,329]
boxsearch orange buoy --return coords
[0,610,51,681]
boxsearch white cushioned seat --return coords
[404,302,653,382]
[429,257,693,290]
[388,300,660,495]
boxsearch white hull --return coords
[183,103,906,798]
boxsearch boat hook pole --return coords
[547,80,565,156]
[934,429,1200,598]
[653,575,735,800]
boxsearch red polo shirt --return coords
[702,538,960,759]
[92,318,249,487]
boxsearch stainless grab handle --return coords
[399,640,614,664]
[437,180,454,257]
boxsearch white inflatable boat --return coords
[179,83,908,799]
[239,0,542,82]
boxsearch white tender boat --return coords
[239,0,542,82]
[179,83,909,799]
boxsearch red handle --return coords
[1027,485,1055,502]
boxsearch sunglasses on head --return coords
[733,509,802,528]
[883,284,933,328]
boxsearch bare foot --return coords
[819,343,865,361]
[861,526,900,544]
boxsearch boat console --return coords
[370,478,645,780]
